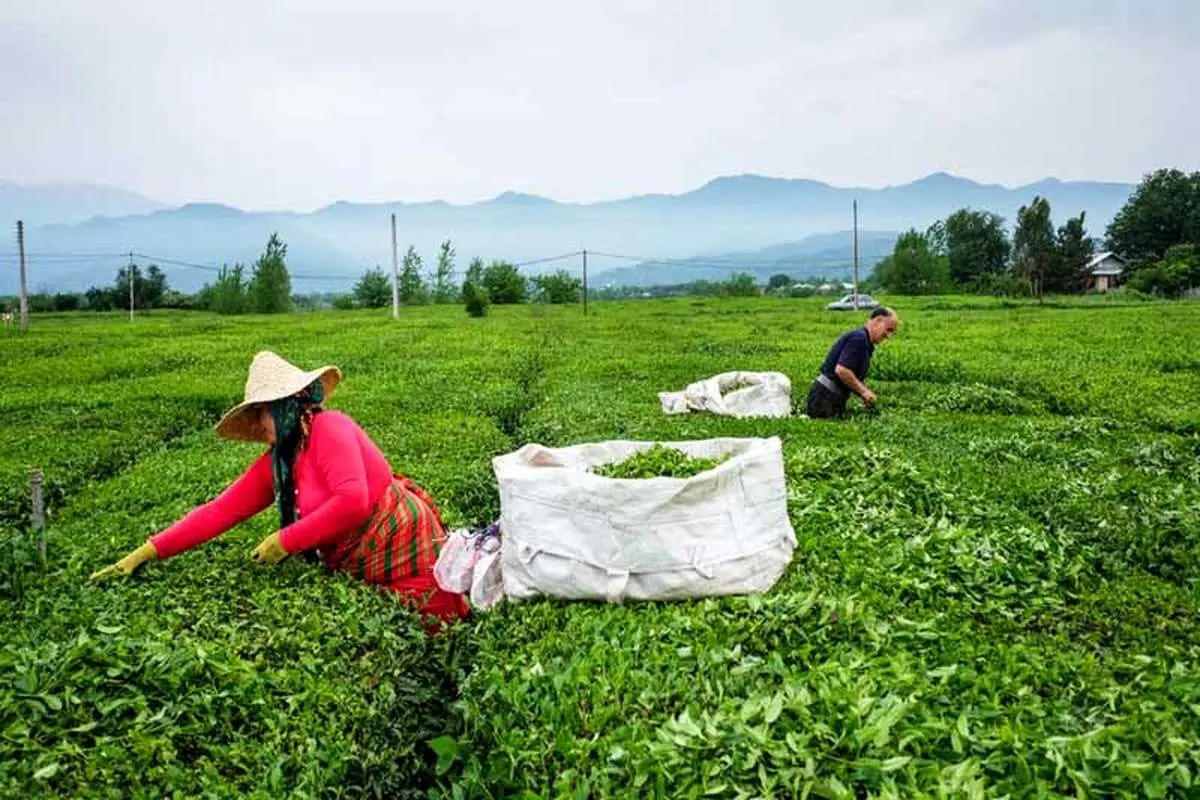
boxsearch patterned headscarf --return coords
[268,377,326,529]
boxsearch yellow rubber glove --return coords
[250,531,289,565]
[90,540,158,580]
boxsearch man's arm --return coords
[834,364,876,407]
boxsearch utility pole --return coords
[582,249,588,316]
[852,200,860,309]
[17,220,29,332]
[390,213,399,320]
[128,252,135,321]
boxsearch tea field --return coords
[2,296,1199,799]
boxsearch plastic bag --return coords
[433,528,481,594]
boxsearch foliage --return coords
[1127,244,1200,297]
[198,264,248,315]
[480,261,528,304]
[721,272,761,297]
[432,239,458,305]
[873,230,949,295]
[1106,168,1200,266]
[943,208,1010,287]
[530,270,582,304]
[767,273,794,290]
[399,246,430,306]
[590,444,729,479]
[2,300,1200,797]
[330,293,357,310]
[353,266,392,309]
[1055,211,1095,293]
[82,264,171,312]
[1013,196,1058,298]
[462,257,490,317]
[248,233,292,314]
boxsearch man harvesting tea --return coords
[805,306,898,418]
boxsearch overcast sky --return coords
[1,0,1197,210]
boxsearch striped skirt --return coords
[321,474,469,627]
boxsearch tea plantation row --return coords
[2,297,1198,798]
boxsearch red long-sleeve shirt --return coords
[150,410,395,559]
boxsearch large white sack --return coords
[492,437,797,603]
[659,371,792,418]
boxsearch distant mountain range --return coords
[0,173,1135,293]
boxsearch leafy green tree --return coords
[721,273,760,297]
[1106,168,1200,267]
[204,264,249,315]
[354,266,391,308]
[531,270,582,304]
[1013,197,1058,299]
[461,257,490,316]
[481,261,528,304]
[248,233,292,313]
[399,246,429,305]
[1128,244,1200,297]
[432,239,458,304]
[875,230,948,295]
[943,209,1010,287]
[1053,211,1095,293]
[767,274,793,290]
[143,265,168,307]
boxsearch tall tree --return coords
[1013,196,1058,299]
[481,261,528,304]
[354,266,391,308]
[943,209,1011,287]
[248,233,292,313]
[531,270,583,303]
[876,229,948,295]
[432,239,458,304]
[204,264,248,315]
[461,256,490,317]
[399,246,429,305]
[1106,168,1200,266]
[1053,211,1095,293]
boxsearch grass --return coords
[2,295,1199,798]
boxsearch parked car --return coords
[825,293,879,311]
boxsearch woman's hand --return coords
[91,541,158,580]
[250,531,289,564]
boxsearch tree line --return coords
[868,168,1200,299]
[6,167,1197,314]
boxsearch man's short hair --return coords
[870,306,895,319]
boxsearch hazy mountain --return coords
[596,231,901,287]
[0,180,166,227]
[0,173,1135,293]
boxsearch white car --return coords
[825,293,879,311]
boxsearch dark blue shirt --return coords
[820,327,874,391]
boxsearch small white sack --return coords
[469,547,506,610]
[433,528,480,595]
[492,437,797,604]
[659,371,792,418]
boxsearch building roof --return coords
[1087,251,1126,275]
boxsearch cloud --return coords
[0,0,1196,209]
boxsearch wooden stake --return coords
[29,469,45,562]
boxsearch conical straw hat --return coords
[215,351,341,443]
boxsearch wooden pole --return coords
[17,220,29,332]
[29,469,45,562]
[582,249,588,316]
[852,200,860,309]
[128,252,135,321]
[390,213,399,320]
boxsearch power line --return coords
[512,251,583,268]
[588,250,893,270]
[131,253,352,282]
